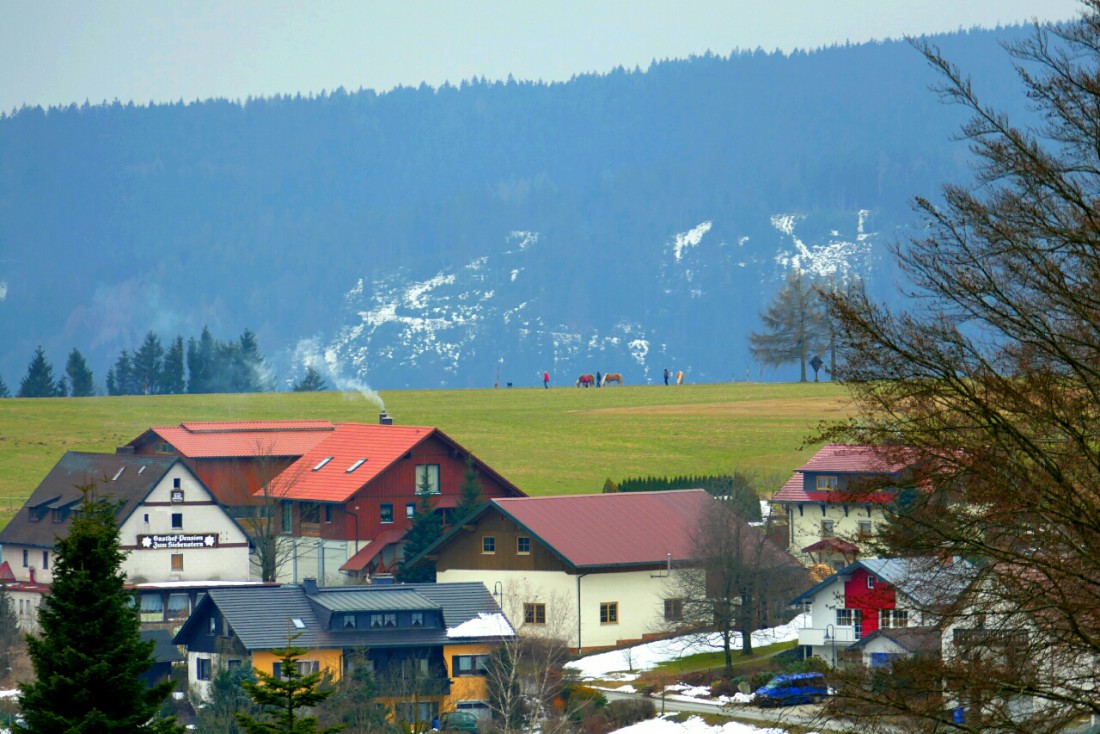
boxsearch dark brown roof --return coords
[0,452,179,549]
[491,490,716,568]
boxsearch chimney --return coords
[379,412,393,426]
[302,577,319,595]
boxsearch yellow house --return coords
[173,579,513,724]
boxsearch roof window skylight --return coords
[346,459,366,473]
[312,457,333,471]
[292,618,306,629]
[112,467,125,481]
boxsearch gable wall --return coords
[434,511,568,573]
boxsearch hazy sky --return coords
[0,0,1083,114]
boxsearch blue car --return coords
[752,672,829,707]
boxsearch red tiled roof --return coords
[772,444,911,504]
[140,421,335,458]
[798,444,911,474]
[492,490,716,568]
[270,423,439,503]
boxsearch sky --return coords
[0,1,1084,114]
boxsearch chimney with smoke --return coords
[379,412,393,425]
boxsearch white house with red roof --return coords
[410,490,724,652]
[772,444,916,567]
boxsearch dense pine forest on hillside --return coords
[0,26,1040,390]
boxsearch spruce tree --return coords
[108,349,136,396]
[453,456,484,524]
[132,332,164,395]
[0,374,8,398]
[397,473,443,582]
[234,636,344,734]
[19,486,183,733]
[65,348,95,397]
[159,337,186,395]
[292,366,328,392]
[17,346,62,398]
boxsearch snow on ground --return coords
[566,614,808,680]
[612,714,799,734]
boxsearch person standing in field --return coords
[664,368,670,386]
[676,370,684,385]
[543,371,550,389]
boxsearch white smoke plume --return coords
[291,337,385,411]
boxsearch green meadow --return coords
[0,382,852,530]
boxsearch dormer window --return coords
[313,457,333,471]
[816,475,838,490]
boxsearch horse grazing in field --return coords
[576,374,595,388]
[603,373,623,386]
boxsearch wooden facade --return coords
[432,512,570,574]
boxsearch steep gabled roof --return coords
[126,420,335,458]
[0,452,182,549]
[270,423,524,503]
[772,444,912,504]
[484,490,716,569]
[791,557,976,610]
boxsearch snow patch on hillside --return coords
[671,221,712,263]
[772,210,875,283]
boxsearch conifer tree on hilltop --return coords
[19,486,183,733]
[749,270,827,382]
[0,374,9,398]
[17,346,64,398]
[65,347,95,397]
[292,366,328,392]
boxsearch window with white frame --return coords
[836,608,859,626]
[415,464,441,494]
[821,519,836,537]
[857,520,874,538]
[880,609,909,628]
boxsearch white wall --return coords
[437,567,684,650]
[786,502,888,561]
[119,464,252,583]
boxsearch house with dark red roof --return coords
[408,490,739,652]
[772,444,917,567]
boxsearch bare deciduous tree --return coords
[821,5,1100,730]
[666,500,807,676]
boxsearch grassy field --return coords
[0,381,852,529]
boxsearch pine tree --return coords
[65,348,95,397]
[132,331,164,395]
[236,328,268,392]
[453,455,483,524]
[19,486,183,733]
[0,374,9,398]
[397,473,443,582]
[748,270,826,382]
[17,346,62,398]
[107,349,137,396]
[292,366,328,392]
[159,336,186,395]
[234,636,344,734]
[186,326,216,394]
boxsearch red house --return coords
[260,421,525,583]
[790,557,974,667]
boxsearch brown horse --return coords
[576,374,595,388]
[603,373,623,386]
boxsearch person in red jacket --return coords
[543,371,550,388]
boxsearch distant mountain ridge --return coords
[0,26,1039,389]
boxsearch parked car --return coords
[440,711,480,734]
[752,672,829,707]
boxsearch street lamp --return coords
[823,623,837,669]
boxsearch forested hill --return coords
[0,26,1038,390]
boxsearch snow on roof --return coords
[446,612,514,639]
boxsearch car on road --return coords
[752,672,829,707]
